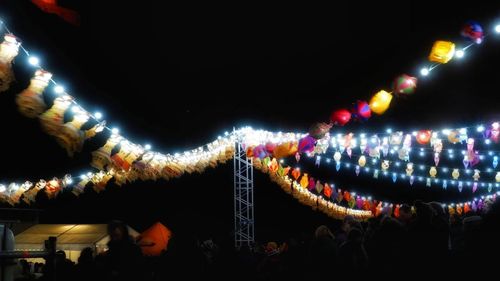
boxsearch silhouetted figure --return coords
[74,247,96,281]
[99,220,144,281]
[308,225,338,278]
[339,228,369,273]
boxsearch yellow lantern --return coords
[496,172,500,182]
[406,163,414,176]
[381,160,390,171]
[0,34,21,92]
[358,155,366,167]
[16,70,52,118]
[452,169,460,180]
[429,167,437,178]
[369,90,393,115]
[300,173,309,188]
[429,41,455,64]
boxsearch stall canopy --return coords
[15,224,139,261]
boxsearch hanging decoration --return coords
[393,74,417,95]
[461,21,484,44]
[0,34,20,92]
[369,90,393,115]
[429,41,455,64]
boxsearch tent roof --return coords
[15,224,138,245]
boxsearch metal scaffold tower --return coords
[233,139,255,248]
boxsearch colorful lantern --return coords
[429,41,455,64]
[298,136,316,154]
[351,100,371,121]
[358,155,366,167]
[273,142,298,159]
[16,70,53,118]
[308,122,332,139]
[461,21,484,44]
[0,34,21,92]
[393,74,417,95]
[416,130,432,145]
[330,109,351,126]
[406,163,414,176]
[369,90,393,115]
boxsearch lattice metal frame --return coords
[233,140,255,248]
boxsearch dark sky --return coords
[1,1,500,241]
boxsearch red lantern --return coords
[330,109,351,126]
[416,130,432,145]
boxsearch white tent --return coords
[14,224,139,262]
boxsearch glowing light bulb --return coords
[455,50,464,58]
[145,144,152,150]
[111,128,119,134]
[94,112,103,120]
[477,125,485,132]
[28,56,40,66]
[54,85,65,94]
[420,68,429,76]
[495,24,500,33]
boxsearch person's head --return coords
[399,204,413,223]
[341,215,355,233]
[315,225,334,240]
[347,227,363,243]
[107,220,130,242]
[78,247,94,264]
[55,250,66,263]
[414,200,435,222]
[429,201,445,217]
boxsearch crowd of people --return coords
[10,199,500,280]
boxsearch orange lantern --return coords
[136,222,172,256]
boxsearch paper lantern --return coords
[272,141,297,159]
[447,130,460,144]
[393,74,417,95]
[473,169,480,181]
[358,155,366,167]
[45,178,61,199]
[300,173,309,188]
[390,132,403,145]
[39,96,73,136]
[137,222,172,256]
[253,145,268,159]
[381,160,390,171]
[496,172,500,182]
[0,34,20,92]
[461,21,484,44]
[91,136,121,170]
[298,136,316,153]
[351,100,371,121]
[429,41,455,64]
[369,90,393,115]
[16,70,53,118]
[330,109,351,126]
[429,167,437,178]
[55,113,89,157]
[416,130,432,145]
[308,122,332,139]
[291,168,301,180]
[406,163,414,176]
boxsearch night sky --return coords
[1,1,500,242]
